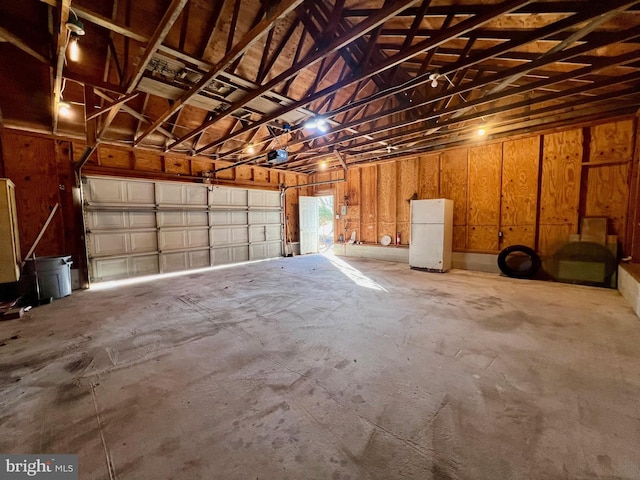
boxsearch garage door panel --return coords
[91,257,128,281]
[85,177,281,283]
[209,211,248,225]
[129,212,157,228]
[211,226,249,246]
[156,183,207,206]
[211,246,249,266]
[250,243,268,260]
[126,182,155,204]
[87,211,156,230]
[267,241,281,257]
[129,231,159,253]
[86,178,126,203]
[249,226,280,242]
[249,211,280,225]
[161,250,210,272]
[89,231,157,257]
[248,190,280,207]
[158,211,208,227]
[91,254,159,282]
[159,228,209,250]
[210,187,247,206]
[87,178,155,205]
[89,232,128,257]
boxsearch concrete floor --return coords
[1,253,639,480]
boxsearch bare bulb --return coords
[320,161,327,170]
[59,101,72,117]
[247,143,255,154]
[69,37,80,62]
[477,127,486,136]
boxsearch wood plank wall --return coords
[313,117,638,258]
[0,129,310,286]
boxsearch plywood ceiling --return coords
[1,0,640,173]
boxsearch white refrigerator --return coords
[409,199,453,272]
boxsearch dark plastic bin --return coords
[23,256,73,300]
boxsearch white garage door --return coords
[83,176,282,282]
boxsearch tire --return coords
[497,245,541,279]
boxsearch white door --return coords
[299,196,319,254]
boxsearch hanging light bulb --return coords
[316,118,328,133]
[304,118,318,129]
[319,161,327,170]
[429,73,439,88]
[247,142,255,154]
[59,101,72,117]
[68,35,80,62]
[477,125,487,136]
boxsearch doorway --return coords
[318,195,334,253]
[299,195,334,254]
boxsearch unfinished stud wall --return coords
[314,117,637,258]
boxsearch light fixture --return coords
[317,119,328,133]
[247,142,255,154]
[428,73,440,88]
[59,101,72,117]
[68,36,80,62]
[319,161,327,170]
[477,127,486,137]
[66,11,85,62]
[304,118,318,129]
[65,14,85,36]
[304,117,329,133]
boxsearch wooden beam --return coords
[52,0,71,134]
[135,0,306,146]
[193,0,532,155]
[0,27,49,64]
[448,4,635,121]
[86,92,139,121]
[199,0,226,57]
[74,144,99,170]
[99,0,189,139]
[84,85,97,147]
[93,90,177,140]
[333,149,348,173]
[64,71,127,95]
[171,0,422,152]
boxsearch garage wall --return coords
[314,117,637,258]
[0,129,309,287]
